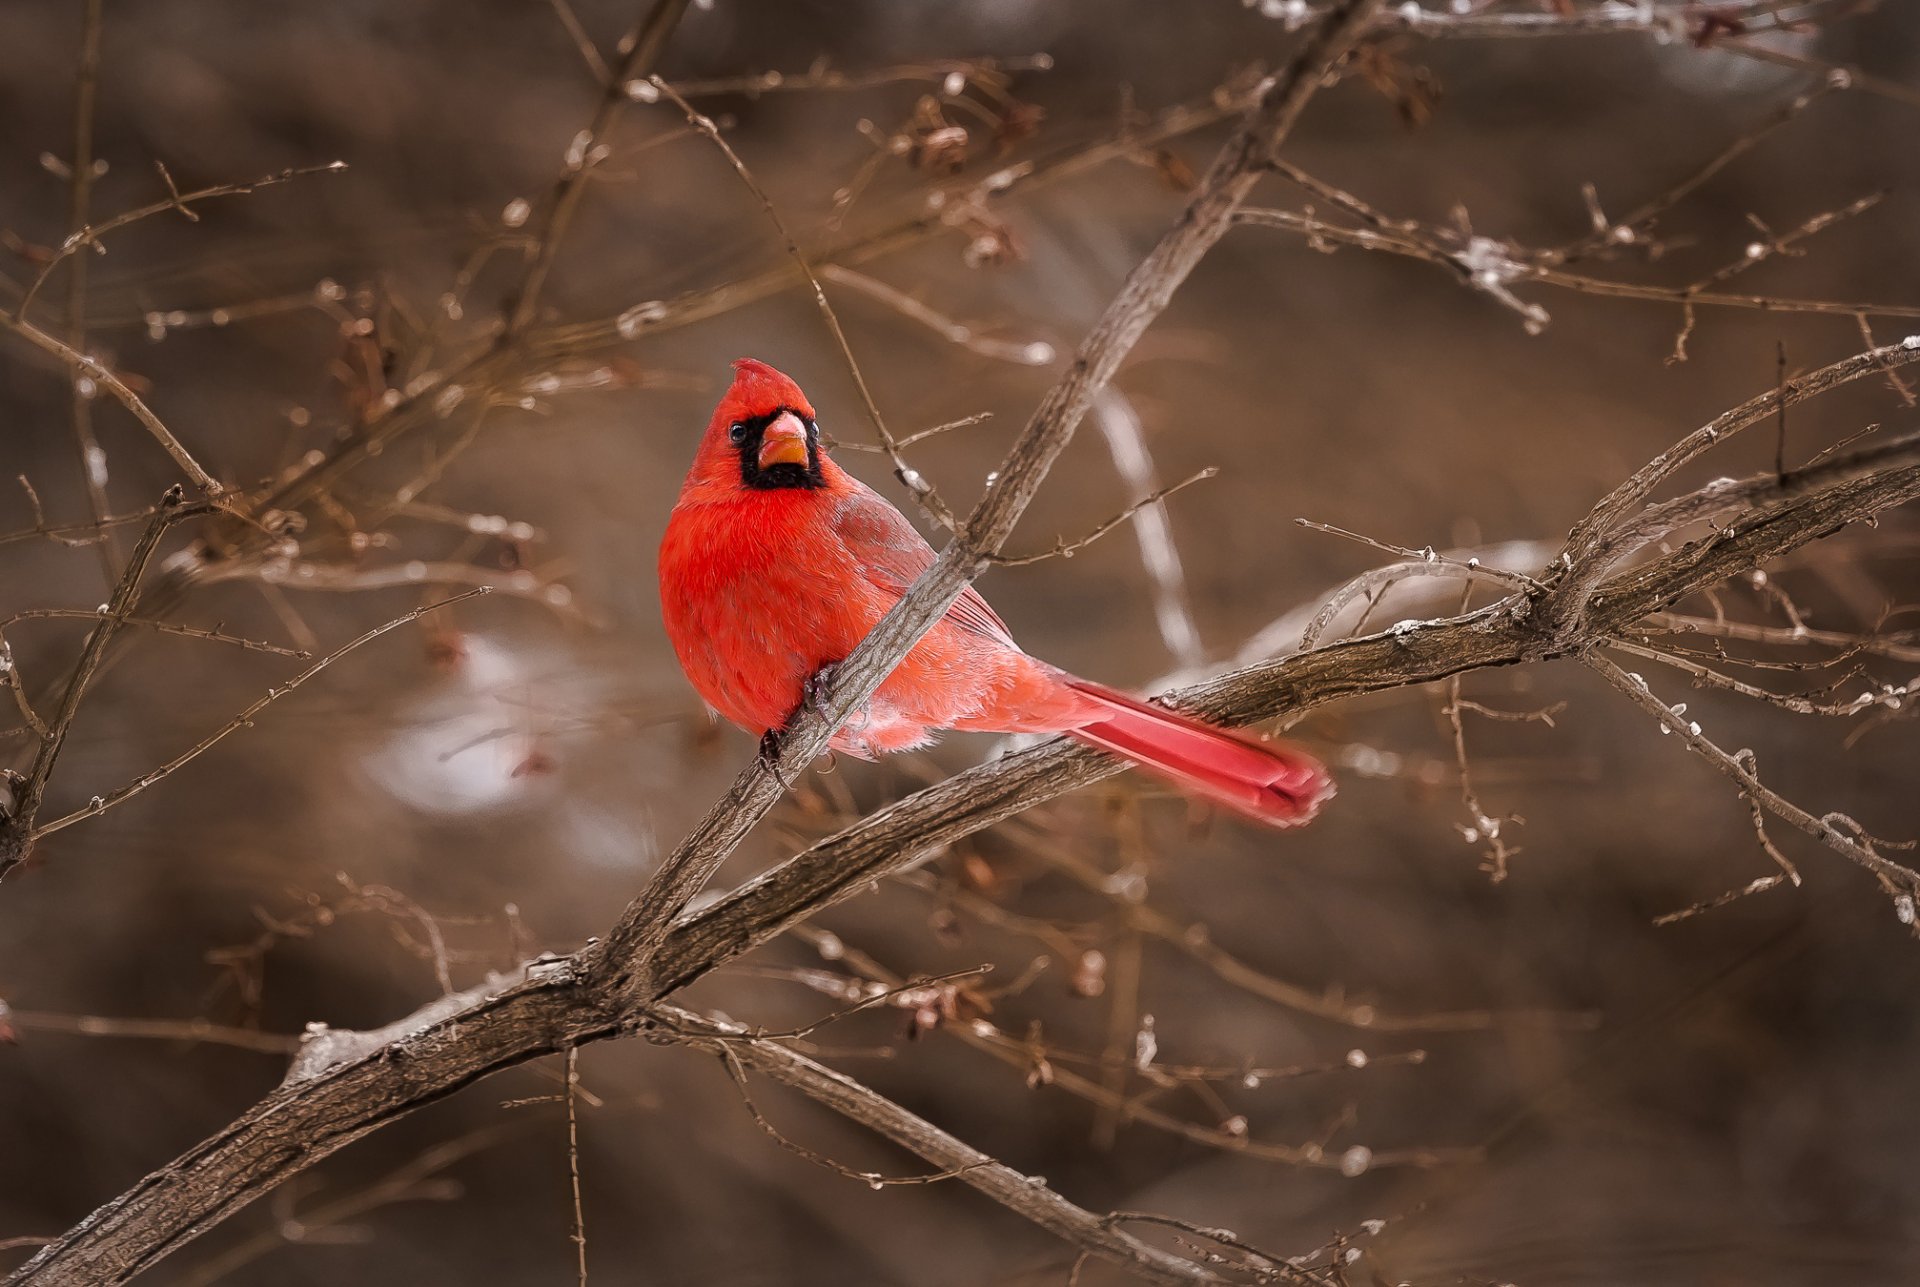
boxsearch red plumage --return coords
[658,359,1333,828]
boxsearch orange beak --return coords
[756,411,810,469]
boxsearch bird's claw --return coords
[802,662,840,718]
[757,731,796,789]
[759,663,846,790]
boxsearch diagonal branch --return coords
[647,1005,1231,1285]
[0,487,210,877]
[0,313,222,496]
[595,0,1386,993]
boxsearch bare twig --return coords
[0,313,223,495]
[0,488,207,876]
[0,1007,299,1055]
[648,1005,1230,1286]
[1443,673,1521,883]
[16,162,347,320]
[564,1047,587,1286]
[0,609,307,658]
[1589,654,1918,910]
[987,468,1215,567]
[501,0,692,337]
[25,589,489,845]
[59,0,115,586]
[544,0,612,85]
[817,264,1055,367]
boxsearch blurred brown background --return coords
[4,2,1920,1283]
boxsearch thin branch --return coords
[0,627,51,740]
[15,163,348,320]
[564,1047,587,1286]
[59,0,116,586]
[501,0,692,337]
[0,488,208,875]
[0,312,222,495]
[986,468,1215,567]
[544,0,612,85]
[1721,34,1920,113]
[665,54,1053,100]
[1232,201,1920,330]
[647,1005,1230,1285]
[0,609,308,658]
[1647,612,1920,665]
[1443,673,1521,883]
[830,410,993,454]
[0,1006,299,1055]
[816,263,1055,367]
[1544,74,1840,266]
[1588,653,1919,905]
[25,589,490,845]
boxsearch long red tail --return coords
[1064,680,1333,828]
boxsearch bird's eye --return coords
[728,422,749,445]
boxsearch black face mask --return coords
[730,407,825,490]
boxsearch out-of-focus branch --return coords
[500,0,692,337]
[60,0,115,586]
[16,163,348,321]
[0,1003,298,1055]
[1091,391,1206,669]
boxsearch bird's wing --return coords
[832,483,1017,646]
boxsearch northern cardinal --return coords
[658,359,1333,828]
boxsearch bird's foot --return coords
[801,662,841,719]
[756,730,795,789]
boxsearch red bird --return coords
[658,359,1333,828]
